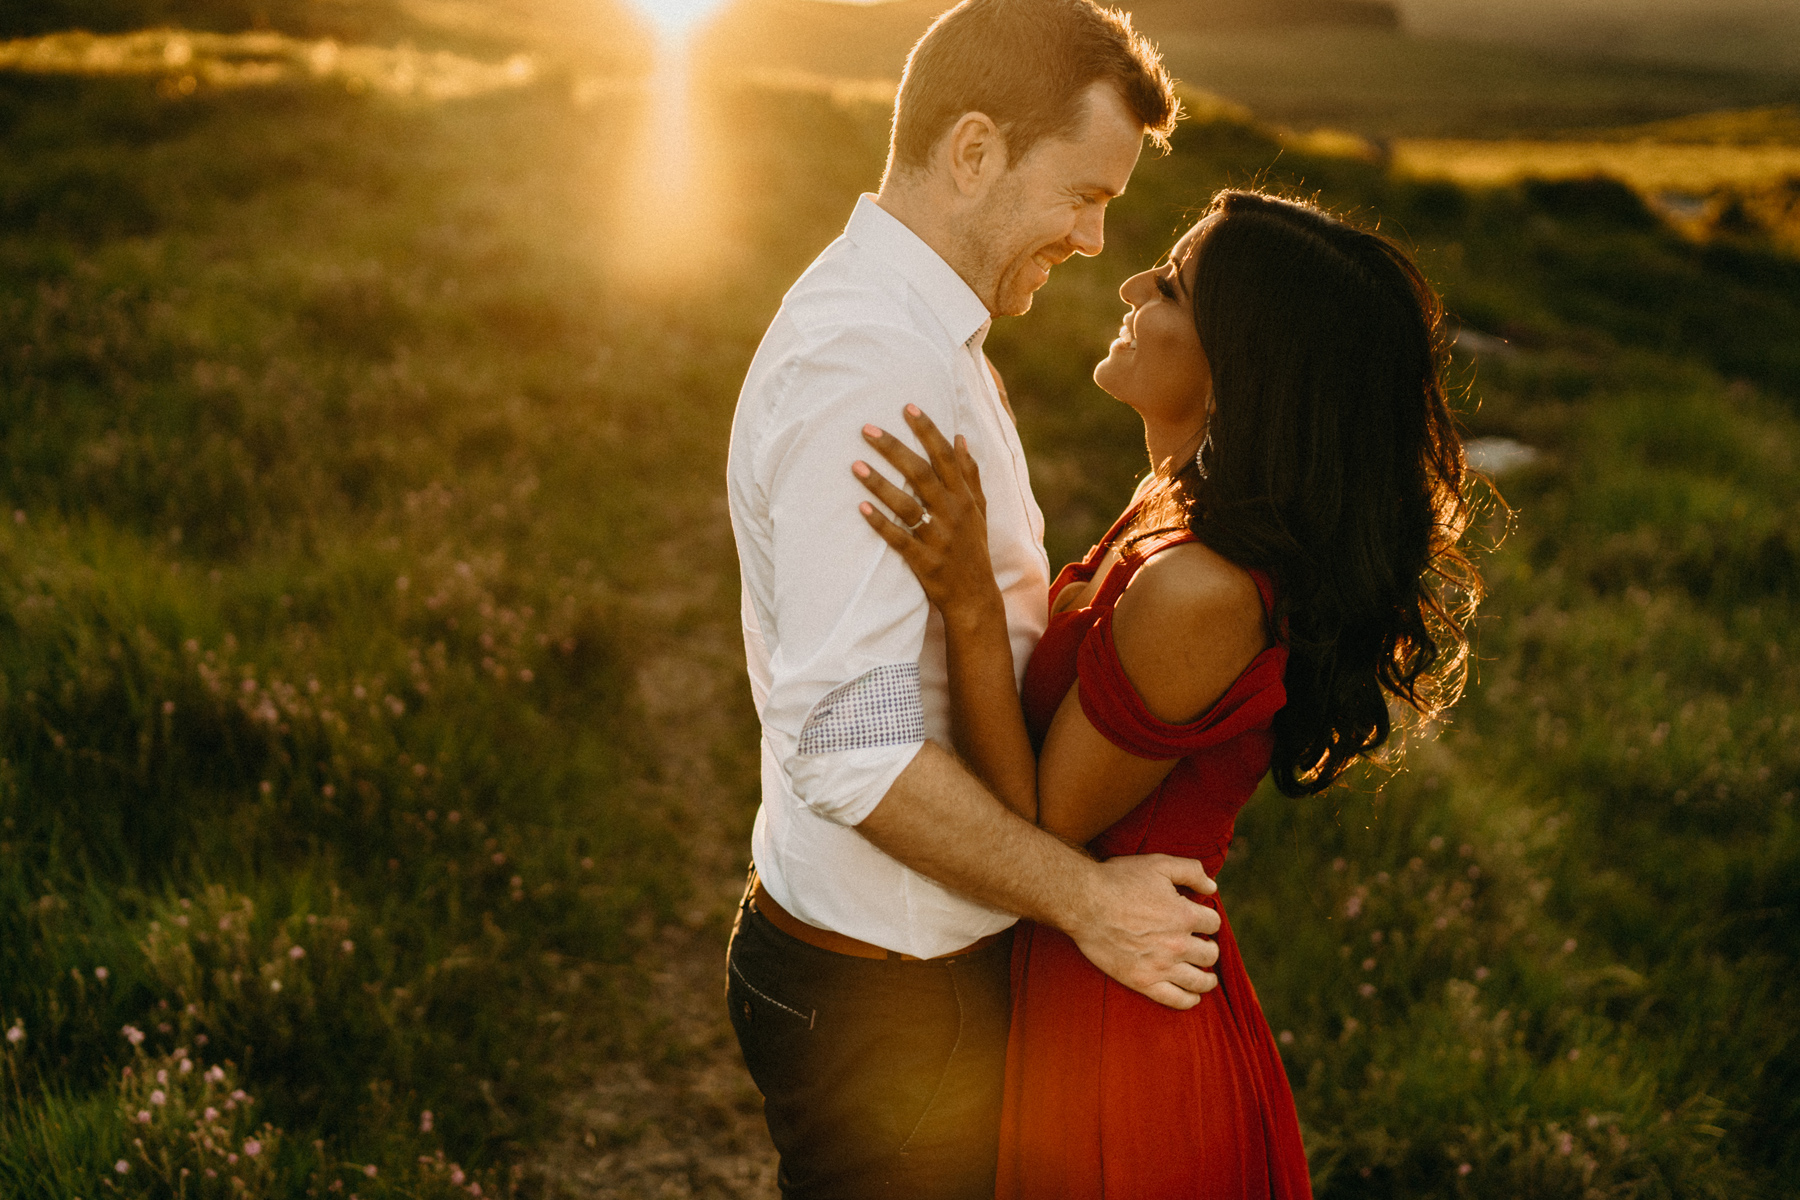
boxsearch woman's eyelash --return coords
[1155,274,1177,299]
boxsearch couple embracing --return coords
[724,1,1478,1196]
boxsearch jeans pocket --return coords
[727,953,817,1096]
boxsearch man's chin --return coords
[995,288,1037,318]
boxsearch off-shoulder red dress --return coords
[995,516,1313,1199]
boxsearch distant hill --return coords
[696,0,1399,84]
[0,0,654,68]
[1130,0,1397,32]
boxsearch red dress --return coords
[996,516,1313,1199]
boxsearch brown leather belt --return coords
[749,876,1006,962]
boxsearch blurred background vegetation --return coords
[0,0,1796,1196]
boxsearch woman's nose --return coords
[1119,269,1153,305]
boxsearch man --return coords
[725,2,1220,1195]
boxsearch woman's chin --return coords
[1093,352,1131,401]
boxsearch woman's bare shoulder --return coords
[1110,542,1268,724]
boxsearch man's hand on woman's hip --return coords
[1066,854,1221,1010]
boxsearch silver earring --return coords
[1194,431,1213,479]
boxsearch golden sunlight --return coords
[606,15,737,288]
[626,0,735,37]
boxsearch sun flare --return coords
[627,0,734,38]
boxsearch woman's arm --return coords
[1035,545,1268,844]
[855,408,1041,821]
[857,410,1268,843]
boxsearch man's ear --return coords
[943,111,1008,199]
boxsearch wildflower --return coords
[180,1058,193,1073]
[364,1164,378,1178]
[1475,966,1490,981]
[157,1069,169,1084]
[580,857,593,870]
[1361,958,1376,972]
[151,1090,166,1106]
[270,979,282,993]
[123,1025,145,1046]
[5,1022,22,1044]
[1344,895,1362,919]
[1567,1047,1581,1061]
[1429,836,1445,852]
[1562,938,1577,954]
[137,1110,151,1124]
[1458,1162,1472,1175]
[1277,1030,1293,1045]
[95,966,110,981]
[289,945,306,960]
[322,784,337,798]
[342,939,355,954]
[163,700,176,715]
[450,1167,466,1185]
[205,1106,220,1121]
[206,1167,217,1178]
[206,1066,226,1083]
[228,1153,238,1164]
[1556,1131,1574,1155]
[420,1110,433,1133]
[244,1139,261,1157]
[469,1185,482,1196]
[1358,983,1376,998]
[115,1160,131,1174]
[492,852,506,865]
[231,1089,249,1103]
[518,669,534,683]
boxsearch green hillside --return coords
[1,13,1798,1198]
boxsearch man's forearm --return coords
[855,740,1224,1009]
[856,740,1094,928]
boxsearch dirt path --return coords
[537,526,780,1199]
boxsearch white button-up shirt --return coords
[727,195,1053,958]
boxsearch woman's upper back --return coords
[1025,518,1289,861]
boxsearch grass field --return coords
[2,5,1799,1198]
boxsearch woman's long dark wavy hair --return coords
[1132,189,1482,796]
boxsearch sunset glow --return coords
[608,35,729,287]
[627,0,733,37]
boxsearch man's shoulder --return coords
[777,241,948,359]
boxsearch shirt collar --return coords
[844,194,994,352]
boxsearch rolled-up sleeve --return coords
[754,324,954,826]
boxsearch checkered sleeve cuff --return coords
[796,663,925,756]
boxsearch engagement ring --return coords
[903,511,933,533]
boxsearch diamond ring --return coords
[902,510,933,533]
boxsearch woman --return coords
[851,190,1481,1197]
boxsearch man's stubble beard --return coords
[954,171,1031,317]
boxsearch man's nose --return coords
[1070,206,1106,257]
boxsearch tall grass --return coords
[0,71,740,1196]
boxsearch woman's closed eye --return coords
[1155,272,1178,300]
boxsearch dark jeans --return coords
[726,878,1014,1200]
